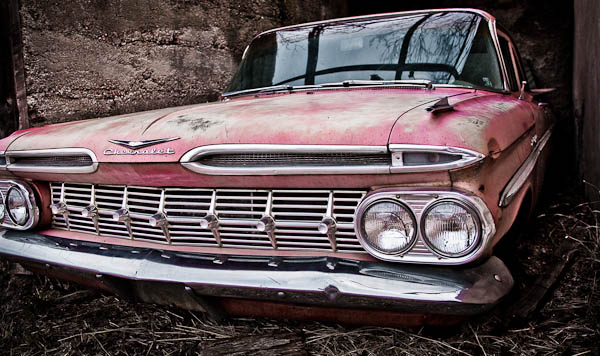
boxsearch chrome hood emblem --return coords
[108,137,180,150]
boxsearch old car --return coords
[0,9,552,326]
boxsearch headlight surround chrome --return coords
[0,180,40,230]
[358,199,417,255]
[420,199,481,257]
[355,189,495,265]
[0,191,5,221]
[7,186,28,225]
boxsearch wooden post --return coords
[7,0,29,131]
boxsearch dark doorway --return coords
[0,1,18,138]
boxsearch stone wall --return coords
[20,0,348,126]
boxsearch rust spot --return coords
[488,138,501,159]
[173,115,223,131]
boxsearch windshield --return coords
[226,12,503,93]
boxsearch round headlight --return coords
[0,191,5,221]
[359,200,417,255]
[7,187,29,226]
[421,200,480,257]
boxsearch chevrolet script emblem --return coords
[104,137,180,156]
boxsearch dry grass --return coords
[1,188,599,355]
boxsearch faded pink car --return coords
[0,9,551,325]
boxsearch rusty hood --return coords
[5,88,476,163]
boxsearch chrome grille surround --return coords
[180,144,484,176]
[49,182,368,253]
[354,189,495,265]
[180,144,391,175]
[4,148,98,173]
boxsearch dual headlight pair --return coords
[356,192,486,261]
[0,181,38,230]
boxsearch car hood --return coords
[5,88,470,163]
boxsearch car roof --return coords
[255,8,496,39]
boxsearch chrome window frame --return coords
[4,148,99,174]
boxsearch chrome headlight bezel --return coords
[354,189,495,265]
[0,190,5,221]
[420,198,482,258]
[356,198,418,257]
[0,180,40,230]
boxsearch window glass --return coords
[227,12,504,92]
[498,35,517,91]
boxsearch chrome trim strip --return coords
[0,179,40,230]
[499,127,553,207]
[5,148,98,174]
[354,189,495,265]
[389,144,484,173]
[180,144,390,175]
[0,230,514,315]
[0,150,6,170]
[181,144,484,176]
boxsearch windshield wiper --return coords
[222,84,298,98]
[222,79,434,99]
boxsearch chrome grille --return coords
[198,153,391,167]
[50,183,367,253]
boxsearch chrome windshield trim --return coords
[388,144,485,173]
[354,189,495,265]
[499,126,553,207]
[180,144,390,176]
[0,179,40,230]
[5,148,98,174]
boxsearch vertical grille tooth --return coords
[50,183,368,253]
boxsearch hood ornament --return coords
[108,137,180,150]
[104,137,180,156]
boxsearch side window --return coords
[498,35,517,91]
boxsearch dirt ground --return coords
[1,183,599,355]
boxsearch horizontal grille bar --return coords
[50,183,367,254]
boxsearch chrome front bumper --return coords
[0,230,513,316]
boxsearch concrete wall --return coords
[573,0,600,200]
[20,0,348,127]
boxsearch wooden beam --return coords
[7,0,28,130]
